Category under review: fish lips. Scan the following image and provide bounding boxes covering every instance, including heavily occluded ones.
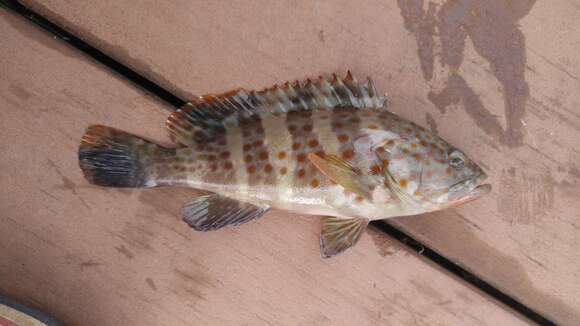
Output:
[468,183,492,198]
[447,171,491,206]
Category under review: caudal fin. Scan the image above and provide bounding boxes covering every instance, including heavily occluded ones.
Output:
[78,125,167,188]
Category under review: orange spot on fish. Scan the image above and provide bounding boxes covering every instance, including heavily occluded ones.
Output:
[254,140,263,147]
[342,149,354,159]
[297,169,306,178]
[220,151,230,159]
[355,196,364,202]
[350,117,361,123]
[264,164,273,173]
[288,125,297,132]
[367,124,378,129]
[310,179,319,188]
[412,153,422,161]
[370,165,381,174]
[381,159,389,167]
[411,143,417,149]
[277,151,287,159]
[402,148,410,155]
[334,122,343,129]
[280,167,288,175]
[247,166,256,174]
[420,140,428,147]
[399,179,408,188]
[292,143,301,150]
[243,144,252,151]
[308,139,319,148]
[338,134,349,143]
[259,152,269,160]
[224,162,233,170]
[244,155,253,163]
[303,125,313,132]
[297,153,306,162]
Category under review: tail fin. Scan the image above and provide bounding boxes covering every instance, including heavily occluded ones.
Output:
[78,125,167,188]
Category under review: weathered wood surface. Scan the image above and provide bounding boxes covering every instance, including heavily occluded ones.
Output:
[0,9,527,326]
[15,0,580,324]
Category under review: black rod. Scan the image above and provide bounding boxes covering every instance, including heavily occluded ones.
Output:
[372,221,554,325]
[0,0,186,109]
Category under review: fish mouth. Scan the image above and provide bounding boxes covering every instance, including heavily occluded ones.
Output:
[442,183,491,209]
[449,171,491,203]
[467,183,492,198]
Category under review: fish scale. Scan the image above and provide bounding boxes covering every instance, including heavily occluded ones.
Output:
[78,72,490,258]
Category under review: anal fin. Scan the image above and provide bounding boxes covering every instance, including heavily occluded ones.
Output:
[183,194,270,231]
[320,217,369,258]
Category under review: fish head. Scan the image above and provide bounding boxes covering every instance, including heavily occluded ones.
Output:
[416,146,491,211]
[369,128,491,213]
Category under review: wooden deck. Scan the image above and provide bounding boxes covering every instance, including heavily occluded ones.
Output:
[2,0,579,325]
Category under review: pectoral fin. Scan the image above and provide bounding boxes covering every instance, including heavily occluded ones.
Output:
[320,217,369,258]
[375,149,419,207]
[183,194,270,231]
[308,153,373,200]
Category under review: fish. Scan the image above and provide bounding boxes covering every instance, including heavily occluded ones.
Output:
[79,72,491,258]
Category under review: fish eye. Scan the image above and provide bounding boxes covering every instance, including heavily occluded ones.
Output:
[449,151,465,168]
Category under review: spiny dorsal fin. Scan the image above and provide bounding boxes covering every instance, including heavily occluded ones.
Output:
[166,72,387,146]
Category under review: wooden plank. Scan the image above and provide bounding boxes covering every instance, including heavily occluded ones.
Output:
[0,9,525,326]
[15,0,580,323]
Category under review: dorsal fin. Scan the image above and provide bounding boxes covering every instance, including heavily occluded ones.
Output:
[166,72,387,146]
